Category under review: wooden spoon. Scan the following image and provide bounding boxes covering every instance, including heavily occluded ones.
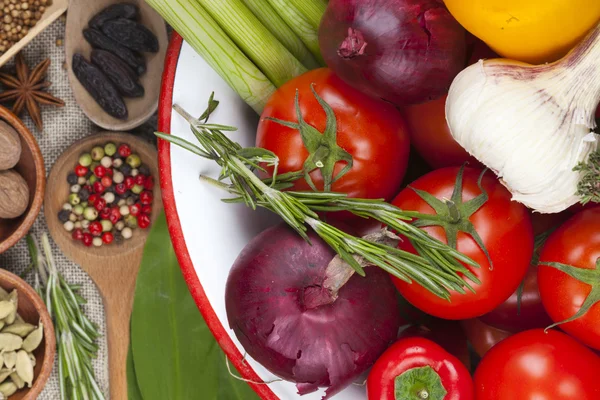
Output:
[65,0,168,131]
[44,132,162,399]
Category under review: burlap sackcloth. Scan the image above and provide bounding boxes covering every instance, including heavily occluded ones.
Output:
[0,17,161,399]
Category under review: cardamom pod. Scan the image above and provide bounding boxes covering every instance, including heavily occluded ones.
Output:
[14,313,24,324]
[22,323,43,352]
[0,369,10,385]
[2,322,36,337]
[9,372,24,389]
[0,334,22,352]
[5,291,17,325]
[2,352,15,370]
[28,353,35,368]
[15,350,32,388]
[0,302,14,320]
[0,381,16,397]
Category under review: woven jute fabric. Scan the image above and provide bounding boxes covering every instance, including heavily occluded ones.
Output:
[0,17,160,399]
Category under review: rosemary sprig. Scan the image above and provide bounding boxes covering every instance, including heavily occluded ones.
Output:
[28,234,105,400]
[574,149,600,205]
[156,96,481,300]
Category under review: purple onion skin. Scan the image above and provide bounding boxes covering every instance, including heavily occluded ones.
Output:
[225,223,402,398]
[319,0,466,106]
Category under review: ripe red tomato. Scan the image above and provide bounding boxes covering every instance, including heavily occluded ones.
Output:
[402,95,478,169]
[474,329,600,399]
[460,318,511,357]
[257,68,410,202]
[538,208,600,349]
[391,167,533,319]
[367,337,474,400]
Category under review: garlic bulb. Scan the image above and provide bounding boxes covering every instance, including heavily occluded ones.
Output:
[446,23,600,213]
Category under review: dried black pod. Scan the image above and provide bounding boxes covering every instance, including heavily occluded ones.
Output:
[91,49,144,97]
[83,28,146,75]
[101,18,159,53]
[89,3,139,29]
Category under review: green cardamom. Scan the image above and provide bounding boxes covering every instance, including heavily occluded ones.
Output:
[0,381,17,397]
[15,350,32,388]
[0,369,11,385]
[3,352,16,370]
[9,372,24,389]
[0,302,14,320]
[0,334,22,352]
[28,353,35,368]
[2,322,36,338]
[22,323,43,352]
[5,291,18,325]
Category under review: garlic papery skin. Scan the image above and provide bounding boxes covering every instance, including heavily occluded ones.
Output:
[445,23,600,213]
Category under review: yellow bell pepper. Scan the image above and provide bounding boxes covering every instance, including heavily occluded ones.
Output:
[444,0,600,64]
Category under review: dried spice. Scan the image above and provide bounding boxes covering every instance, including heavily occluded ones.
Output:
[83,28,146,75]
[72,53,128,120]
[0,120,21,170]
[0,53,65,131]
[0,0,54,55]
[91,49,144,97]
[89,3,138,29]
[0,170,29,219]
[101,18,158,53]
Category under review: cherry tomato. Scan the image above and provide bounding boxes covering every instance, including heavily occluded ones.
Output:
[474,329,600,399]
[538,208,600,349]
[257,68,410,202]
[391,167,533,319]
[367,337,474,400]
[460,318,511,357]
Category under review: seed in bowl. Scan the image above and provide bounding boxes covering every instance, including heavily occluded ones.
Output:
[59,142,153,247]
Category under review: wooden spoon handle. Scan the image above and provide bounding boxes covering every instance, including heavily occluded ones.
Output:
[93,250,143,400]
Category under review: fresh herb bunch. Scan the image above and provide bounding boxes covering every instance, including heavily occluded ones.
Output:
[574,149,600,205]
[28,234,105,400]
[156,94,480,300]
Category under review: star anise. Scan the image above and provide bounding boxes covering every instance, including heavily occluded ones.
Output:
[0,53,65,131]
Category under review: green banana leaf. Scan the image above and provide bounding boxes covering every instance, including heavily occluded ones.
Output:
[129,211,259,399]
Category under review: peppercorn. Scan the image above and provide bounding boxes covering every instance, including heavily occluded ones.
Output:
[82,233,93,247]
[138,213,151,229]
[118,144,131,158]
[144,176,155,190]
[77,176,86,185]
[92,237,103,247]
[72,229,84,241]
[81,219,90,229]
[122,227,133,239]
[94,198,107,212]
[126,154,141,168]
[73,204,84,216]
[119,205,130,216]
[57,209,70,222]
[104,142,116,156]
[113,171,124,184]
[103,192,115,204]
[75,165,88,177]
[115,220,125,231]
[94,165,107,178]
[68,193,80,205]
[112,158,123,169]
[139,164,150,176]
[69,213,77,222]
[91,146,105,161]
[114,232,124,244]
[134,175,146,186]
[63,221,74,232]
[124,176,135,189]
[74,221,82,229]
[93,181,105,194]
[102,232,114,245]
[131,168,139,177]
[140,191,153,205]
[70,184,81,193]
[88,194,98,206]
[100,219,113,232]
[62,203,72,211]
[120,164,132,177]
[132,184,144,195]
[129,203,141,217]
[89,175,97,184]
[101,176,112,188]
[67,173,78,185]
[126,196,136,206]
[79,153,92,167]
[99,207,111,220]
[84,207,98,221]
[115,183,127,195]
[89,221,102,237]
[142,204,152,214]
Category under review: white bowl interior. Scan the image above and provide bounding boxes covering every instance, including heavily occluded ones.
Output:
[167,41,368,399]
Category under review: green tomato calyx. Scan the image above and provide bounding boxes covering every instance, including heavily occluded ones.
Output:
[395,366,447,400]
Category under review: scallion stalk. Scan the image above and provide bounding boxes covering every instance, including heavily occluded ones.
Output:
[146,0,276,113]
[197,0,307,87]
[240,0,321,69]
[265,0,327,64]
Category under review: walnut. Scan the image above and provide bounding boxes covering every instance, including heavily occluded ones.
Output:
[0,169,29,218]
[0,120,21,170]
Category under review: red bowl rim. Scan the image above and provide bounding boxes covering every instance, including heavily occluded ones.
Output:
[157,33,279,400]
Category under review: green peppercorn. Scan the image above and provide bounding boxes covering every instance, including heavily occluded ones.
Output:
[89,175,98,184]
[125,215,138,228]
[81,202,88,208]
[73,204,84,215]
[79,153,92,167]
[91,146,105,161]
[90,161,100,171]
[84,207,98,221]
[131,184,144,195]
[126,154,141,168]
[104,142,117,157]
[69,193,81,205]
[100,220,113,232]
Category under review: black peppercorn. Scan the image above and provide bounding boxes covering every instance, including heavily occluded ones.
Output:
[58,209,71,223]
[79,189,90,201]
[120,164,132,176]
[114,232,124,244]
[67,173,78,185]
[104,186,115,194]
[139,164,150,176]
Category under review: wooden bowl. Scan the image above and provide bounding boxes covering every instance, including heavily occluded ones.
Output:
[0,269,56,400]
[65,0,168,131]
[0,106,45,254]
[0,0,69,68]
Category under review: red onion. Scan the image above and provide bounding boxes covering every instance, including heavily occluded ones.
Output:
[318,0,466,105]
[225,223,402,398]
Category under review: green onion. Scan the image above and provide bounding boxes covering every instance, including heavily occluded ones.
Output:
[265,0,327,64]
[240,0,321,69]
[198,0,307,87]
[146,0,276,113]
